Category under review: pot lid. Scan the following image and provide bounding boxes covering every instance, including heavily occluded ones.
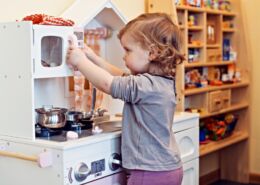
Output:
[35,106,68,114]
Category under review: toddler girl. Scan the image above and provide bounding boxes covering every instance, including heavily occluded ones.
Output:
[67,13,185,185]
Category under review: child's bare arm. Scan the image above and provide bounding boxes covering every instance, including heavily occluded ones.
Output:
[83,44,124,76]
[67,45,113,94]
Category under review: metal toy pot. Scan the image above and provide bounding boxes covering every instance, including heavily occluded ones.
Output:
[66,111,83,123]
[35,106,68,129]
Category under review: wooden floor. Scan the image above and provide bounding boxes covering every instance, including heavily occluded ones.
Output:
[211,180,260,185]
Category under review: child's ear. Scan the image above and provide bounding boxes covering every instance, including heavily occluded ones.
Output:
[149,51,157,61]
[148,45,158,61]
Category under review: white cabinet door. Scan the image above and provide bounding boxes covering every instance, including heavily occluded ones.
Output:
[175,126,199,163]
[182,159,199,185]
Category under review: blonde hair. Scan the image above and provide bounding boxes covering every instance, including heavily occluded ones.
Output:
[118,13,185,77]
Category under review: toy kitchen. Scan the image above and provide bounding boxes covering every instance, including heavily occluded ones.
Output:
[0,0,199,185]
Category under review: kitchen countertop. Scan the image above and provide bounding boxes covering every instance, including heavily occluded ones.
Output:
[0,112,199,150]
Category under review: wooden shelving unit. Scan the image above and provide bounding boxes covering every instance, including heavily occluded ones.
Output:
[148,0,250,183]
[177,2,250,183]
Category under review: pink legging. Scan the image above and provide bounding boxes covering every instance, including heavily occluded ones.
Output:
[127,167,183,185]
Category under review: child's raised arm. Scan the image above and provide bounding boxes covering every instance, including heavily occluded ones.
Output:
[67,44,113,94]
[83,44,124,76]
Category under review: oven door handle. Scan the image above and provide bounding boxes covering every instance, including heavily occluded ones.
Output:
[0,150,53,168]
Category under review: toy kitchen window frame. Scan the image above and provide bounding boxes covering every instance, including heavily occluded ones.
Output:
[33,25,74,78]
[0,2,127,140]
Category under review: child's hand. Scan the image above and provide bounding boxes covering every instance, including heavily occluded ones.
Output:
[66,42,87,69]
[82,44,99,63]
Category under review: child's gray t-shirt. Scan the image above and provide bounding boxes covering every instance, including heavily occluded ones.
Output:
[111,73,182,171]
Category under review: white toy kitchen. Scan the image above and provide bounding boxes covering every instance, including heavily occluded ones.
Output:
[0,0,199,185]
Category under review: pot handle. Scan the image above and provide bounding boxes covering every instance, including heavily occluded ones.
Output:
[42,105,54,111]
[42,105,65,112]
[91,87,97,115]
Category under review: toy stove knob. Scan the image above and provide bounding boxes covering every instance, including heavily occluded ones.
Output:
[109,153,122,171]
[74,162,91,182]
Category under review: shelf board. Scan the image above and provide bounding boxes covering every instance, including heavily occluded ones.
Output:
[205,8,223,14]
[188,44,204,48]
[185,61,234,68]
[206,8,237,16]
[185,81,249,96]
[206,8,236,15]
[222,11,237,16]
[200,131,249,156]
[207,44,221,48]
[222,28,236,32]
[176,5,236,16]
[199,102,249,119]
[177,5,204,12]
[188,26,203,31]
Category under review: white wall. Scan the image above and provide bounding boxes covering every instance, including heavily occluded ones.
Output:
[112,0,145,20]
[0,0,74,22]
[0,0,145,22]
[241,0,260,174]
